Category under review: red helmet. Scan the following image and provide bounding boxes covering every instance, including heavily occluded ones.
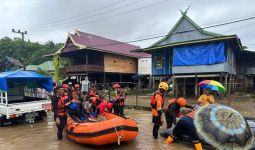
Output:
[177,97,187,107]
[112,83,120,89]
[74,84,80,89]
[62,84,68,88]
[106,102,113,110]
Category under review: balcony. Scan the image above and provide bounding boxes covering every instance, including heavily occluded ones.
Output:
[60,64,104,75]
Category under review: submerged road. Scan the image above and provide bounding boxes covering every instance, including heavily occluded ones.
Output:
[0,110,203,150]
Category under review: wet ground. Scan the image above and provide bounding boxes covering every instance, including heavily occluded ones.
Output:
[0,110,200,150]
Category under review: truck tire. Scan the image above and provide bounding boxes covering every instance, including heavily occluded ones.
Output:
[35,110,47,121]
[0,116,3,126]
[0,116,11,126]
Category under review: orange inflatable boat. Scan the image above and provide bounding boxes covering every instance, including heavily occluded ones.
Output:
[66,112,138,145]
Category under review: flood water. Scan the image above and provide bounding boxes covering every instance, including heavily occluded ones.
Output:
[0,110,203,150]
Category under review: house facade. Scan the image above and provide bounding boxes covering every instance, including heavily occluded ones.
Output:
[140,10,255,96]
[55,30,150,86]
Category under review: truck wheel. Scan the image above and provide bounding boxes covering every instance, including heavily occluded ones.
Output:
[35,111,47,121]
[0,116,10,126]
[0,116,3,126]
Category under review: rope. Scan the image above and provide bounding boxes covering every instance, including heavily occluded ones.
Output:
[112,118,124,145]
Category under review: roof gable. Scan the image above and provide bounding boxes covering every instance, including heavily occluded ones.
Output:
[151,10,223,47]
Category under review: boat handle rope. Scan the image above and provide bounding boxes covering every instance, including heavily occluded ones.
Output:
[112,118,124,145]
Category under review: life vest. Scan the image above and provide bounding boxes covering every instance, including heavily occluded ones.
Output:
[97,100,107,114]
[150,91,164,109]
[115,88,125,106]
[57,96,68,116]
[166,98,175,110]
[165,98,181,118]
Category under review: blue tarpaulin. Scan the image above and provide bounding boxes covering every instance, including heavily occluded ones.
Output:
[173,42,226,66]
[0,71,53,92]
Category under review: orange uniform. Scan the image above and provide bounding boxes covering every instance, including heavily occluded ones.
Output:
[151,91,164,117]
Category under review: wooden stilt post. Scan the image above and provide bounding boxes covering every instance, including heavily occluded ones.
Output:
[183,78,186,97]
[103,72,106,84]
[228,75,232,94]
[231,75,235,93]
[245,76,247,93]
[172,75,175,94]
[148,75,152,88]
[234,75,237,93]
[195,74,198,98]
[224,73,228,98]
[175,78,178,98]
[219,74,223,100]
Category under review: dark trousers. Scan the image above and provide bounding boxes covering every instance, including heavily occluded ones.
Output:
[57,115,67,140]
[153,124,160,138]
[152,114,162,138]
[114,103,119,115]
[173,116,199,141]
[114,103,125,116]
[165,110,174,129]
[119,105,124,116]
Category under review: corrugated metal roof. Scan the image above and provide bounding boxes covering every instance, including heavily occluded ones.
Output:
[58,30,150,58]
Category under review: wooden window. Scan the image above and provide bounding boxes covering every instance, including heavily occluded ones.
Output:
[155,56,165,69]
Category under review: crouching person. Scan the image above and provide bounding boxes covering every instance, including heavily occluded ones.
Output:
[165,104,203,150]
[165,97,192,129]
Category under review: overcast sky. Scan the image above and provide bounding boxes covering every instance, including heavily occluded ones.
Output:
[0,0,255,50]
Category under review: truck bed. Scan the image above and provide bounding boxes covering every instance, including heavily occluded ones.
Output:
[0,99,51,119]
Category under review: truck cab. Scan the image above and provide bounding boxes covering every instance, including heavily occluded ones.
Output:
[0,71,53,125]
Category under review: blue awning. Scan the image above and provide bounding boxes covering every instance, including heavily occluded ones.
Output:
[0,71,53,92]
[173,42,226,66]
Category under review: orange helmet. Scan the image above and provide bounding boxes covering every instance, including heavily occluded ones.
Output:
[62,84,68,88]
[74,84,80,89]
[112,83,120,89]
[91,97,98,104]
[177,97,187,107]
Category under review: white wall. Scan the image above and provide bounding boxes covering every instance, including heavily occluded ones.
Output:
[138,57,151,75]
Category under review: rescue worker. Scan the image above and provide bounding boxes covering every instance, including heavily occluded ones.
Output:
[198,88,215,106]
[62,84,69,99]
[165,97,192,129]
[72,84,82,103]
[50,81,58,113]
[70,84,84,119]
[151,82,168,139]
[83,87,97,113]
[165,104,203,150]
[106,100,114,113]
[112,83,126,116]
[52,88,69,140]
[89,96,106,118]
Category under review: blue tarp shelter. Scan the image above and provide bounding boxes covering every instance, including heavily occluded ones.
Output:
[173,42,226,66]
[0,71,53,92]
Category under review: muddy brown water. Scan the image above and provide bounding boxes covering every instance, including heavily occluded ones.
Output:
[0,110,201,150]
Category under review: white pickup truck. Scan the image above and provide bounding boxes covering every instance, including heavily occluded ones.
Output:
[0,71,53,125]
